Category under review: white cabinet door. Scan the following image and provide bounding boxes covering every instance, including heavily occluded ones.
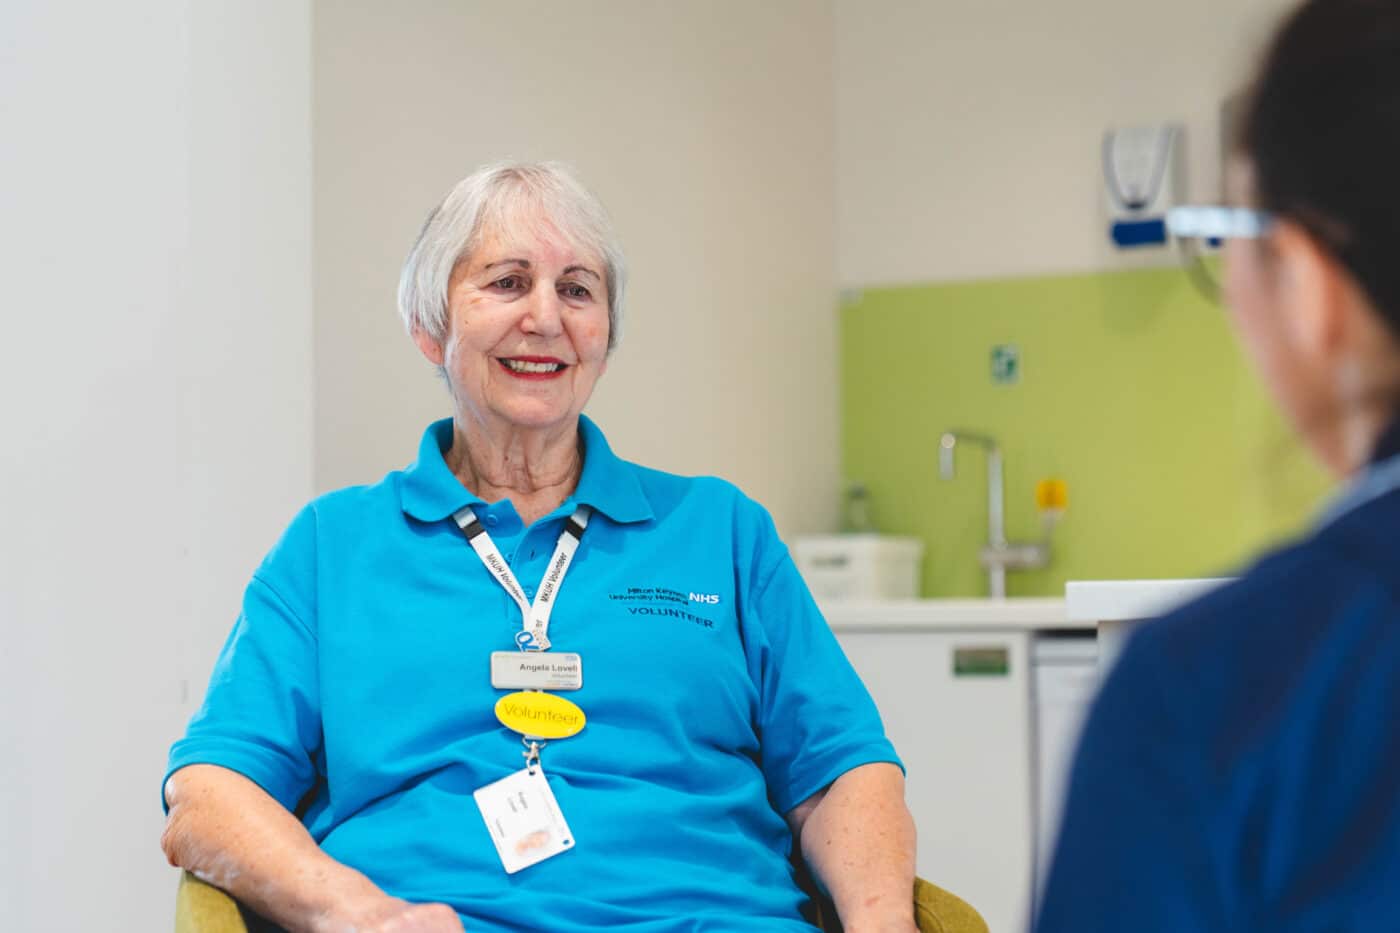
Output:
[836,629,1033,933]
[1029,636,1098,907]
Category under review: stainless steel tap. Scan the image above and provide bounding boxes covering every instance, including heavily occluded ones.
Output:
[939,430,1051,598]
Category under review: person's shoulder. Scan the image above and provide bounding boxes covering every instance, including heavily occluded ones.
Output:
[1117,510,1400,753]
[585,417,769,524]
[623,459,767,519]
[258,472,408,566]
[1142,508,1400,661]
[1131,542,1335,670]
[618,461,787,578]
[1312,484,1400,583]
[1080,545,1335,792]
[1101,495,1400,838]
[308,475,397,512]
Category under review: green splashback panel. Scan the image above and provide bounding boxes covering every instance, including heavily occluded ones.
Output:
[839,266,1334,598]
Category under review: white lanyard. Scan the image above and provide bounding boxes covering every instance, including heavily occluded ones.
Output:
[452,504,592,652]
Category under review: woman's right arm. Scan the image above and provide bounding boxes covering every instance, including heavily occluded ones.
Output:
[162,764,464,933]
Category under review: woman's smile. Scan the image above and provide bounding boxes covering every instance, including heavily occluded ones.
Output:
[497,355,569,379]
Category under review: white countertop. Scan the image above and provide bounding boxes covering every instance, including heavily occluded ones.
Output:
[820,597,1076,631]
[820,580,1236,631]
[1064,579,1230,622]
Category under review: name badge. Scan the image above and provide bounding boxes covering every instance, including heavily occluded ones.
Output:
[473,765,575,874]
[491,651,583,691]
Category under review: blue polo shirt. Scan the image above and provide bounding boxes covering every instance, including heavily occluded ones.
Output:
[1035,422,1400,932]
[166,416,900,930]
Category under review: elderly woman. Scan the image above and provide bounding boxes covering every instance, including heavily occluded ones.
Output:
[161,162,915,932]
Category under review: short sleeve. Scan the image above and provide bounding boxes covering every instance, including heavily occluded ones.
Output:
[740,508,902,814]
[1034,627,1228,932]
[163,506,322,813]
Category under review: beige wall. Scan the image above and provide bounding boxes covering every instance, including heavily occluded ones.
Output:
[313,1,841,536]
[1,1,312,926]
[835,0,1295,286]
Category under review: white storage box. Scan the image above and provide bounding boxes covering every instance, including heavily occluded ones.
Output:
[792,534,925,601]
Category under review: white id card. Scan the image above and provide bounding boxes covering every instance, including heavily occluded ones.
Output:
[473,766,575,874]
[490,651,583,691]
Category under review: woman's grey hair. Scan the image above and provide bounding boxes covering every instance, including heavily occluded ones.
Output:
[397,161,628,352]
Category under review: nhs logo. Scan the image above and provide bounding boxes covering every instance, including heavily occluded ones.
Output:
[689,592,720,605]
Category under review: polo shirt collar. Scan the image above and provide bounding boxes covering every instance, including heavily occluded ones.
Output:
[398,415,653,525]
[1314,413,1400,532]
[1371,414,1400,465]
[574,414,653,524]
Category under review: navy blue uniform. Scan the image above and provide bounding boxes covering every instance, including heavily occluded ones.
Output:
[1037,423,1400,932]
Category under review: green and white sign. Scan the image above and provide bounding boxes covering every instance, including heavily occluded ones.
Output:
[991,344,1019,384]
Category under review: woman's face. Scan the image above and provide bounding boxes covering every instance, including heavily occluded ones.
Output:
[1223,160,1295,408]
[424,217,610,436]
[1221,157,1352,473]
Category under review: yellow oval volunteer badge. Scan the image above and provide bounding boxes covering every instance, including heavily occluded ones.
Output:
[494,691,587,739]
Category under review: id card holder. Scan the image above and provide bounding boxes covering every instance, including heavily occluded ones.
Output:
[490,651,583,691]
[473,765,575,874]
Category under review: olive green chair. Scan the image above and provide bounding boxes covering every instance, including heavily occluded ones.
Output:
[175,870,989,933]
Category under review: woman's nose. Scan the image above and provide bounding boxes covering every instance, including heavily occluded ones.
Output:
[520,285,565,337]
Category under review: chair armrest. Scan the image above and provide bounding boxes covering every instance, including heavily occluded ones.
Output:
[174,865,988,933]
[808,876,989,933]
[175,871,249,933]
[912,877,990,933]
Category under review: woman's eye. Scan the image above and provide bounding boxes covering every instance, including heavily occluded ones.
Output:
[561,283,592,300]
[493,275,523,290]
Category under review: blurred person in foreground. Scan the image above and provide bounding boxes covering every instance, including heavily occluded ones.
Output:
[1037,1,1400,930]
[160,162,915,933]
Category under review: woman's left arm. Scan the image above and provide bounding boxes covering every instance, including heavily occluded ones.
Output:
[787,761,918,933]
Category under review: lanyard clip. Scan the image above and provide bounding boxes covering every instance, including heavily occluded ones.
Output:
[523,739,544,774]
[514,629,551,652]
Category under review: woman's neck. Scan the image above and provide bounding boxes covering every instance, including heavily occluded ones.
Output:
[446,415,583,526]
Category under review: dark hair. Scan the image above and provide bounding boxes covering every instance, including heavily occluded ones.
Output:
[1239,0,1400,334]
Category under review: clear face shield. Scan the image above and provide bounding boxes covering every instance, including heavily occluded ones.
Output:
[1166,205,1275,302]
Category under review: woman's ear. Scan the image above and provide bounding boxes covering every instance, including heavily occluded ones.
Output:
[1270,220,1348,361]
[412,326,446,366]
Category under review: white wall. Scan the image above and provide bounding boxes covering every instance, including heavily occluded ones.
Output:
[835,0,1295,286]
[312,0,841,536]
[0,2,312,929]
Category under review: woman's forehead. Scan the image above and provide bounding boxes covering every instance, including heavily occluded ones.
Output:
[470,203,601,270]
[473,225,599,273]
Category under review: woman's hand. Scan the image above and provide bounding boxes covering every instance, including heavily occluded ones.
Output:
[164,764,467,933]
